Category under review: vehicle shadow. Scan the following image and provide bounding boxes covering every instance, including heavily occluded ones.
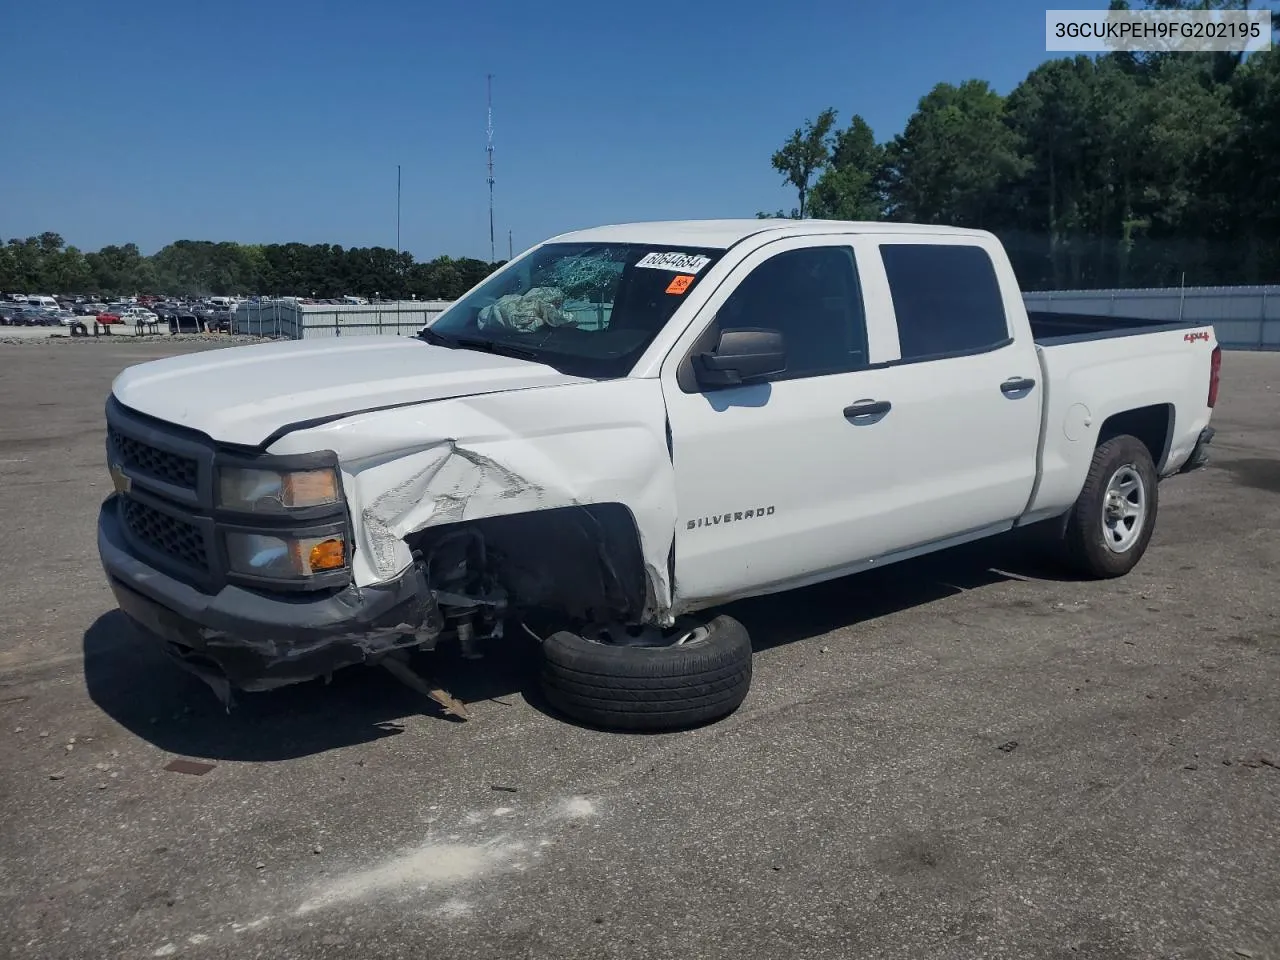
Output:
[83,528,1072,756]
[81,612,538,762]
[731,530,1074,654]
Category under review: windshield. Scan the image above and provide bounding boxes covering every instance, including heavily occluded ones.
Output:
[425,242,724,378]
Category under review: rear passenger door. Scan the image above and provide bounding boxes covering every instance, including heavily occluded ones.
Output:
[855,236,1043,546]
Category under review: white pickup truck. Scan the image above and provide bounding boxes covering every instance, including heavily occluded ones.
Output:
[97,220,1220,730]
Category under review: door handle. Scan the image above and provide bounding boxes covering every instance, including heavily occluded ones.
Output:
[1000,377,1036,396]
[843,399,892,423]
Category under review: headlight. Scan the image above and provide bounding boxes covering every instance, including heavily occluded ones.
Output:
[218,465,341,512]
[224,531,348,580]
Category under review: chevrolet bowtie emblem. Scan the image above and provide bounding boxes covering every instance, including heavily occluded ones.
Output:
[109,463,132,494]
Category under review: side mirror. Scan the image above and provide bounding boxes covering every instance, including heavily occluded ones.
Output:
[694,327,786,389]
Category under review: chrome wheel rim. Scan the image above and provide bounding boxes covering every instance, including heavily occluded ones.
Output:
[582,623,712,648]
[1101,464,1146,554]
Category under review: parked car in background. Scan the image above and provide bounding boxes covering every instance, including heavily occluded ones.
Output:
[96,309,124,325]
[49,309,80,326]
[120,307,159,326]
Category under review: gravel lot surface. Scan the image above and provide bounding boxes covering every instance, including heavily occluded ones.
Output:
[1,339,1277,960]
[0,328,270,346]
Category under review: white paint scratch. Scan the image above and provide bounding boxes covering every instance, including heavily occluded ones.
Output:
[230,916,272,933]
[170,794,603,949]
[295,841,524,915]
[557,796,598,819]
[432,897,475,919]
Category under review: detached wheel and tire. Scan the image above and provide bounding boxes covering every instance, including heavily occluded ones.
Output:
[540,615,752,731]
[1062,434,1159,578]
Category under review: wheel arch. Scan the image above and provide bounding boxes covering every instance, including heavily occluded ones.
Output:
[1097,403,1173,472]
[406,502,659,626]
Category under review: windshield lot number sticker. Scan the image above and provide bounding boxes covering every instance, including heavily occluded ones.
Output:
[665,274,695,295]
[637,252,712,273]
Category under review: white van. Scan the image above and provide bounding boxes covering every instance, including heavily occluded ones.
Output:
[27,295,59,310]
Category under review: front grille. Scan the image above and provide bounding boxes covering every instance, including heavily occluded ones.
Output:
[122,497,208,571]
[109,427,198,489]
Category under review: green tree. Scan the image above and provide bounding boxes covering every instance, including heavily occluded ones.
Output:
[3,238,42,290]
[770,108,838,218]
[883,80,1028,229]
[808,115,886,221]
[1224,46,1280,280]
[43,246,94,293]
[1005,57,1142,286]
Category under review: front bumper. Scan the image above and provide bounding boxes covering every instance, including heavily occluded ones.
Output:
[1179,426,1216,473]
[98,494,440,691]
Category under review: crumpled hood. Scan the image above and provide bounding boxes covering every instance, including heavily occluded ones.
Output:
[110,336,589,447]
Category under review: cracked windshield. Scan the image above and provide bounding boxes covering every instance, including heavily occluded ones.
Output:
[427,243,722,374]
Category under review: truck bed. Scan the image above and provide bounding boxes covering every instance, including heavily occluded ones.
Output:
[1027,310,1200,345]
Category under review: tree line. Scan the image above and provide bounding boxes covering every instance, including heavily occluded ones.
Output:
[764,1,1280,289]
[7,1,1276,299]
[0,234,503,300]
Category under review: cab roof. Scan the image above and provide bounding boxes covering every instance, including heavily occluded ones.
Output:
[547,219,990,249]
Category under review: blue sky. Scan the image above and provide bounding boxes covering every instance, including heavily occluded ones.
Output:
[3,0,1088,260]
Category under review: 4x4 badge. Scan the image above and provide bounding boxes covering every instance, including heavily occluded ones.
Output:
[109,463,131,494]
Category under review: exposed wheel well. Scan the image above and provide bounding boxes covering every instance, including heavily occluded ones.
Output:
[1098,404,1172,469]
[405,503,651,626]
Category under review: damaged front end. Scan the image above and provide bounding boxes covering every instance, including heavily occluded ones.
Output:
[98,377,678,707]
[100,496,447,706]
[103,496,656,708]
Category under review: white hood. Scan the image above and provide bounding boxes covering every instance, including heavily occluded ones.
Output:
[110,336,589,447]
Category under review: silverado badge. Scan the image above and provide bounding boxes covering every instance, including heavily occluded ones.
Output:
[109,463,132,494]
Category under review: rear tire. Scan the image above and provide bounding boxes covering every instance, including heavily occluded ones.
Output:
[1062,434,1159,578]
[539,615,752,732]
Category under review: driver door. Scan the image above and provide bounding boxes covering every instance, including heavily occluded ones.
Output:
[660,236,902,605]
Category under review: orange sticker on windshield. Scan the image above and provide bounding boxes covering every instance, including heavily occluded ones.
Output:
[666,274,695,295]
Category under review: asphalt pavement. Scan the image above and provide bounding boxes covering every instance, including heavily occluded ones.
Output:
[1,338,1277,960]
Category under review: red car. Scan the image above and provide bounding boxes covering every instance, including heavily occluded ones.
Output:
[96,311,124,325]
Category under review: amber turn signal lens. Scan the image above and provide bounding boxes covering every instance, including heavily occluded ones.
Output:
[282,469,340,507]
[308,537,345,572]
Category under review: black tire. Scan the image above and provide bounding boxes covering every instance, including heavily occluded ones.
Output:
[1062,434,1159,578]
[539,615,752,732]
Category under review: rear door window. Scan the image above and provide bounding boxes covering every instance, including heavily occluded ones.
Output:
[879,244,1009,361]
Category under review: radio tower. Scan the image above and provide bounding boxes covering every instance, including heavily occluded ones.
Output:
[486,74,495,264]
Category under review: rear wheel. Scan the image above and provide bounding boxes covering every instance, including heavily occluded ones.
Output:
[1062,434,1159,578]
[539,615,752,732]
